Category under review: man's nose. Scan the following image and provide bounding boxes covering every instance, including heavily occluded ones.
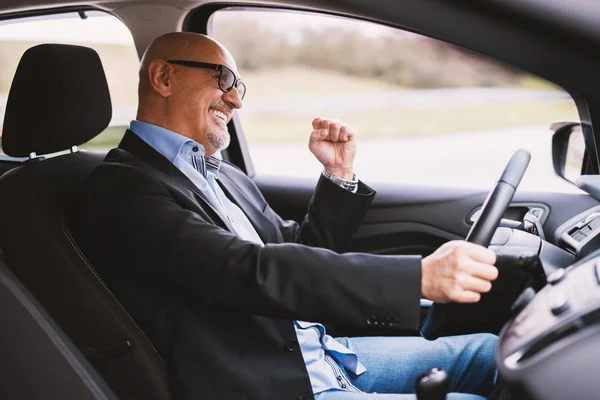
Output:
[223,88,243,109]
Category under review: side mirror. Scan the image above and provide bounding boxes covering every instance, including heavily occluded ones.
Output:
[551,121,594,184]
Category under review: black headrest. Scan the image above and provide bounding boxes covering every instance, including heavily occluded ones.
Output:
[2,44,112,157]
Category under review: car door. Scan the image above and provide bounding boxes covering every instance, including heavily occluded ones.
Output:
[186,4,600,271]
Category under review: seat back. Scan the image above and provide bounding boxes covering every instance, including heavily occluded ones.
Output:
[0,252,117,400]
[0,44,171,400]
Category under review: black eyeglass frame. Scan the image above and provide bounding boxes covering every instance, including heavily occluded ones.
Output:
[167,60,246,99]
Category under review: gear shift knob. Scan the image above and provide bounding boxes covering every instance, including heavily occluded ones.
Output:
[415,368,449,400]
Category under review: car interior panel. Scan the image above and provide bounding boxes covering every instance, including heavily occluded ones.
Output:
[1,0,600,399]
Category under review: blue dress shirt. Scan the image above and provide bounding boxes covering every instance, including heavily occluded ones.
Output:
[129,120,366,394]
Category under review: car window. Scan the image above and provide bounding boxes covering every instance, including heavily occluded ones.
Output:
[0,11,138,154]
[210,8,583,193]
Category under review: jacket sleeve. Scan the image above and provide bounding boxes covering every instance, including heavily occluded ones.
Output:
[266,174,376,252]
[79,163,421,330]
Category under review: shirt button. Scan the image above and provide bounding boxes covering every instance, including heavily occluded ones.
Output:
[286,339,298,352]
[336,376,343,381]
[341,383,347,389]
[192,146,199,152]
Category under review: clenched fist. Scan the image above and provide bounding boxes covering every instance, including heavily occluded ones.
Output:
[308,118,357,181]
[421,241,498,303]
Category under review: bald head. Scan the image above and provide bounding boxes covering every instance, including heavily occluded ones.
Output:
[139,32,237,95]
[135,32,243,156]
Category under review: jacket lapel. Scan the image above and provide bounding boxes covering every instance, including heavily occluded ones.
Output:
[118,130,237,233]
[217,172,282,244]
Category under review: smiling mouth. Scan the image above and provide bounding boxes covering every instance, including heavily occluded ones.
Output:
[211,109,228,123]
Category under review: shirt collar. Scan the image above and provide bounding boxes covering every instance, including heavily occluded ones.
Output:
[130,120,197,164]
[130,120,222,176]
[206,155,222,177]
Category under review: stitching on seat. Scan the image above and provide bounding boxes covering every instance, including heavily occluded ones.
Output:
[61,218,167,366]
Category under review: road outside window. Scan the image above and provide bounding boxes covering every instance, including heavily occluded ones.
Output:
[211,9,582,193]
[0,11,138,153]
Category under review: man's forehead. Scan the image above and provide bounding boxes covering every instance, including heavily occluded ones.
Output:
[192,43,240,76]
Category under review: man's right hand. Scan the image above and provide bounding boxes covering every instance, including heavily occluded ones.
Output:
[421,241,498,303]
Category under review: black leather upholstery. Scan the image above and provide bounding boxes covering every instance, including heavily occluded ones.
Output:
[0,157,23,177]
[0,44,171,400]
[0,253,117,400]
[2,44,111,157]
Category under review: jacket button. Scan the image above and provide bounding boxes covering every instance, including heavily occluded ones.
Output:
[286,338,299,352]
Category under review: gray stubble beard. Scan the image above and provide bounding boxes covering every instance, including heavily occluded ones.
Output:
[205,125,231,152]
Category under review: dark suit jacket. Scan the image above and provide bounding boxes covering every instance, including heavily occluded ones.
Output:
[77,130,422,400]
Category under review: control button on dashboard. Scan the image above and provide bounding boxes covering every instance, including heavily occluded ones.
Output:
[547,268,566,285]
[550,292,570,316]
[530,208,543,218]
[589,216,600,230]
[572,231,586,242]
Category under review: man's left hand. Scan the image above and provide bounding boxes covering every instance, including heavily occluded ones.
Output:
[308,118,357,181]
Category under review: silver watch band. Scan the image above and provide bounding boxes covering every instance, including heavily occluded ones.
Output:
[322,170,358,192]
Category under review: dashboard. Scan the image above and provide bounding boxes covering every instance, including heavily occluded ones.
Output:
[495,205,600,400]
[497,252,600,400]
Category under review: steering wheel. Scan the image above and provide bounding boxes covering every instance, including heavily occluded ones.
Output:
[420,149,531,340]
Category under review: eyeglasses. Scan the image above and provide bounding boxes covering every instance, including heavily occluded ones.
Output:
[167,60,246,100]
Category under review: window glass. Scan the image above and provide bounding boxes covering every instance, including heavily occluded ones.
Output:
[0,11,138,153]
[211,9,582,193]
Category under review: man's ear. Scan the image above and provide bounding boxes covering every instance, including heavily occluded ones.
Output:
[147,60,173,98]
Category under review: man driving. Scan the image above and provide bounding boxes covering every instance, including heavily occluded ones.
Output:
[77,32,498,400]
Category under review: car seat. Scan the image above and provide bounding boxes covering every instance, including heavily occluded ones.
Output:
[0,44,171,400]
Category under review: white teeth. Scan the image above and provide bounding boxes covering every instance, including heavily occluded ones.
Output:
[212,109,227,122]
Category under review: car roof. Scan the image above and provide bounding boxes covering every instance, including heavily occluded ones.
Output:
[2,0,600,42]
[2,0,600,100]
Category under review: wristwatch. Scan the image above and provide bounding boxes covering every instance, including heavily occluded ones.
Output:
[322,170,359,192]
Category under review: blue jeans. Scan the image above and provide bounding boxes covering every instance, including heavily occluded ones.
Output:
[315,333,497,400]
